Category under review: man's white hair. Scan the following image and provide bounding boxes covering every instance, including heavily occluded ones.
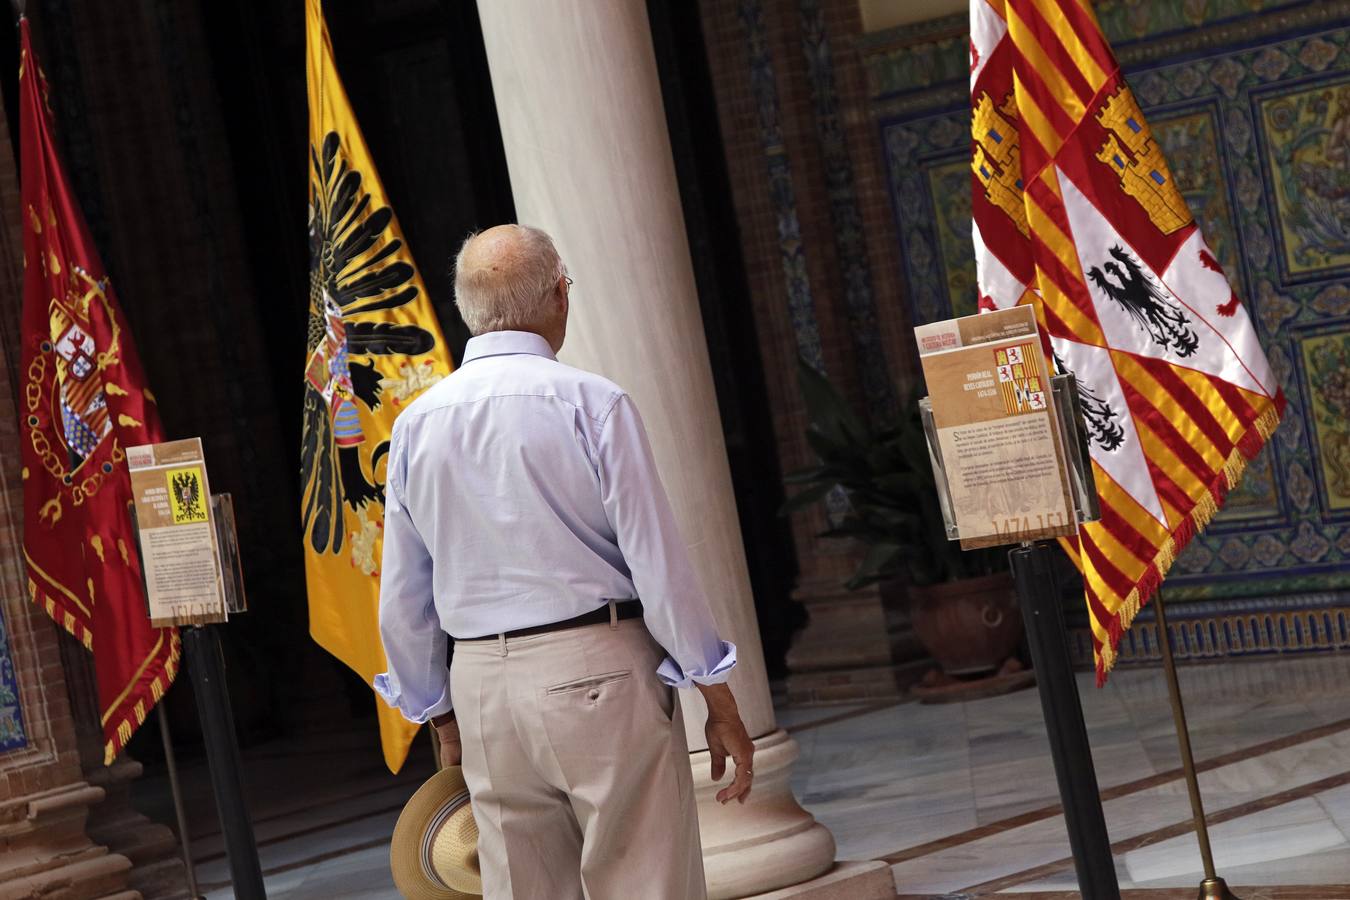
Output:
[453,225,564,335]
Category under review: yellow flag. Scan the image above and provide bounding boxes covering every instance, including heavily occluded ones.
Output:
[303,0,453,772]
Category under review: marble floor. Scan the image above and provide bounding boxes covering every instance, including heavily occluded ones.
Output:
[144,652,1350,898]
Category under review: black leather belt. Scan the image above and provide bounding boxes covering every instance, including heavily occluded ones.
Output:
[461,600,643,642]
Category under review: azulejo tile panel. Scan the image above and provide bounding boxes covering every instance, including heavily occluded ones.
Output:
[1256,77,1350,281]
[868,4,1350,607]
[797,0,897,421]
[924,157,977,319]
[738,0,826,376]
[0,605,27,753]
[1298,329,1350,513]
[1068,593,1350,669]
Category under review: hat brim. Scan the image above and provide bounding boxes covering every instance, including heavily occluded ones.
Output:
[390,766,480,900]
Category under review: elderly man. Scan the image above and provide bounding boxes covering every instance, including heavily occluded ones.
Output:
[375,224,754,899]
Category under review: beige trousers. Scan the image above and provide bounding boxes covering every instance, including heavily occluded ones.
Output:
[450,616,706,900]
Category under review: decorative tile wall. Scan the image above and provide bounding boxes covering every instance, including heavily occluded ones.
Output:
[863,1,1350,610]
[0,604,26,753]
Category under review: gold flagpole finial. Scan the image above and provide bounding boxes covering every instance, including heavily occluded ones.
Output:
[11,0,25,20]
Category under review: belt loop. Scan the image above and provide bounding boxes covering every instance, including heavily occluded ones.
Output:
[498,633,508,657]
[609,600,618,630]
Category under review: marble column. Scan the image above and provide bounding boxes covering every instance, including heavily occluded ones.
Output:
[475,2,891,897]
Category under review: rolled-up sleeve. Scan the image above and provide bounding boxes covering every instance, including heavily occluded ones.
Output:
[373,427,454,723]
[596,393,737,689]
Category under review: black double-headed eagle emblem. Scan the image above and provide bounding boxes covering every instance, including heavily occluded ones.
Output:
[301,132,436,556]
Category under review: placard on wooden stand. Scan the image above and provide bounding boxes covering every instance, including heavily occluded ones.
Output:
[914,305,1098,548]
[125,438,263,898]
[127,437,228,627]
[915,307,1119,897]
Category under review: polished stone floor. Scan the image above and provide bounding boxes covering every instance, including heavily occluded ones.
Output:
[146,652,1350,898]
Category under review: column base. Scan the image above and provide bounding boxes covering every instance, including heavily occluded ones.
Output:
[0,782,138,900]
[692,729,835,900]
[784,580,928,704]
[746,860,896,899]
[85,757,187,900]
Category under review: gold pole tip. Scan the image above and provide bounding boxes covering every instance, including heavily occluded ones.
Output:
[1198,876,1242,900]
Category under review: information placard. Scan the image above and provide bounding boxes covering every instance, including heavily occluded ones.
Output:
[915,306,1077,548]
[127,438,227,627]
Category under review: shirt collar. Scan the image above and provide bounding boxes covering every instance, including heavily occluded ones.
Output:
[461,330,558,365]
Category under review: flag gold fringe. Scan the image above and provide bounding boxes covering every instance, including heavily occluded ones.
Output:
[1095,395,1285,683]
[26,575,184,765]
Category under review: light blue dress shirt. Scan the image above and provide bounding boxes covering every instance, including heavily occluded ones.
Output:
[374,330,737,723]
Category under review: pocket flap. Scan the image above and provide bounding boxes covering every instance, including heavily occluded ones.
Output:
[545,671,632,695]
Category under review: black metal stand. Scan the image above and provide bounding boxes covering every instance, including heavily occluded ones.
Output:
[1010,541,1119,900]
[183,625,267,899]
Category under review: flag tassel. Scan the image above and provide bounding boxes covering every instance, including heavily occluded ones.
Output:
[1097,392,1286,684]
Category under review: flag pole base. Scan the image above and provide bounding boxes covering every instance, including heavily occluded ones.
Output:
[1198,876,1241,899]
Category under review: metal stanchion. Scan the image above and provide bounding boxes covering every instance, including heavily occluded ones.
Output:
[1010,541,1120,900]
[157,708,204,899]
[1152,590,1240,900]
[183,624,267,899]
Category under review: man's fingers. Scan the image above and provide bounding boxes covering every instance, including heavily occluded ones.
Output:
[717,754,755,804]
[709,750,727,782]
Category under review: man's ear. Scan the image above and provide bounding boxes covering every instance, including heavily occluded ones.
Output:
[558,283,570,319]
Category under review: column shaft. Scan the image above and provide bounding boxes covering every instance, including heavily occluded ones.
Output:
[475,2,839,895]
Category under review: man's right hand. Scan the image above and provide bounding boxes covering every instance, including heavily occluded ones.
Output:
[431,712,462,769]
[695,682,754,805]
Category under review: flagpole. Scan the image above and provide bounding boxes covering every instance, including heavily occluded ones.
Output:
[157,707,204,900]
[1152,589,1239,900]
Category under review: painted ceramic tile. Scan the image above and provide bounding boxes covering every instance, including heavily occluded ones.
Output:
[1151,110,1243,277]
[1092,0,1305,42]
[1258,79,1350,278]
[0,606,27,753]
[1300,331,1350,511]
[925,158,978,319]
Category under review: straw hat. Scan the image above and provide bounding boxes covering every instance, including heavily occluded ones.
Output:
[390,766,482,899]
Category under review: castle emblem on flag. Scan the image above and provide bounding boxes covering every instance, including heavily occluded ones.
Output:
[972,92,1029,236]
[1094,87,1190,235]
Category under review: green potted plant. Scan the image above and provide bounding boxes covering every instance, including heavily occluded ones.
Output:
[782,360,1024,682]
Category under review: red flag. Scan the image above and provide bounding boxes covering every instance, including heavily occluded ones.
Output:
[18,19,179,763]
[968,0,1285,680]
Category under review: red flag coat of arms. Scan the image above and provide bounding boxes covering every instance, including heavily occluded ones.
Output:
[968,0,1285,680]
[18,20,179,762]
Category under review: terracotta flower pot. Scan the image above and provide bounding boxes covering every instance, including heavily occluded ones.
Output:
[906,571,1022,676]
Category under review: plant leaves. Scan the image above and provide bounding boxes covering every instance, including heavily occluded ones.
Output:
[779,481,837,515]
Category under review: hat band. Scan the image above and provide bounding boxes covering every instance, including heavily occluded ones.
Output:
[420,790,472,889]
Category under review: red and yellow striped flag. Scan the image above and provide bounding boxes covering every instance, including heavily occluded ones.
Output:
[968,0,1285,680]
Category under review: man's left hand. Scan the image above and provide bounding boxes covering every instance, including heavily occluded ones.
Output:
[431,713,462,768]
